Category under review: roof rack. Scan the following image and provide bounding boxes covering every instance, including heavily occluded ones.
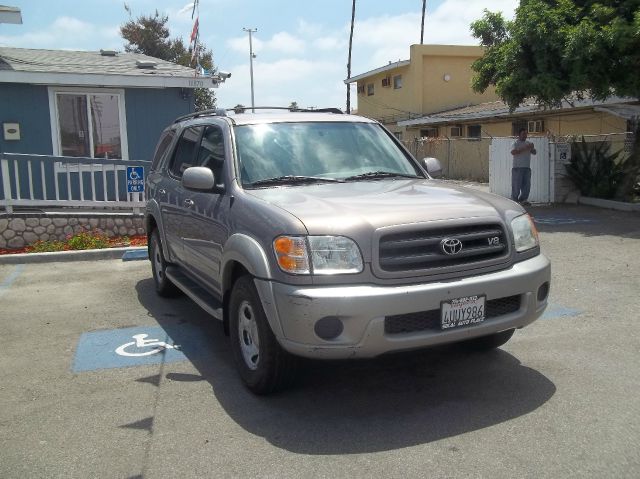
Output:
[173,108,228,123]
[225,106,343,114]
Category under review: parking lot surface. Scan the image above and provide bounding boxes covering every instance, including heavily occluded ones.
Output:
[1,204,639,478]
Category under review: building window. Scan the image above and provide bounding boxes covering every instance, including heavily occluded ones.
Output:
[420,127,439,138]
[393,131,403,140]
[512,119,544,136]
[528,120,544,134]
[382,77,391,88]
[53,90,127,159]
[450,125,463,137]
[393,75,403,89]
[467,125,481,138]
[367,83,374,96]
[357,85,365,95]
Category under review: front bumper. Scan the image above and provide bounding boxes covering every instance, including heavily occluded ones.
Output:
[255,254,550,359]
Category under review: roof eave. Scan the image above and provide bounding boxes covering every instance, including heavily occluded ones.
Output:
[0,70,215,89]
[344,60,410,84]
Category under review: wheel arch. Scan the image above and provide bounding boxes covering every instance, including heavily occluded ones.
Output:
[221,234,274,336]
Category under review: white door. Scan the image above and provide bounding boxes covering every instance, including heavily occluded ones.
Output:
[489,137,550,203]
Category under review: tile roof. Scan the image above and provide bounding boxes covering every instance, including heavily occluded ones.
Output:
[398,96,637,127]
[0,47,195,77]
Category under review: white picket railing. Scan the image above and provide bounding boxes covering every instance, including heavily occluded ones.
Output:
[0,153,150,214]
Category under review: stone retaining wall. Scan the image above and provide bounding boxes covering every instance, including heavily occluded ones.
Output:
[0,213,145,249]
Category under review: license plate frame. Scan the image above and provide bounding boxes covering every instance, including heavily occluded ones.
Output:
[441,295,486,330]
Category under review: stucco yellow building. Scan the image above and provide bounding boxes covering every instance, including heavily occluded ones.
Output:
[346,44,638,142]
[344,44,499,138]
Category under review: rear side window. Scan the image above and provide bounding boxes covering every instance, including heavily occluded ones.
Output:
[151,129,176,171]
[195,126,225,183]
[168,126,203,178]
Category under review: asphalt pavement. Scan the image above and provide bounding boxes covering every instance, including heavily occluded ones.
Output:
[0,204,639,478]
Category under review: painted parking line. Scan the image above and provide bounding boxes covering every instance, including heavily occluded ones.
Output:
[542,303,582,320]
[0,264,25,299]
[122,249,149,261]
[72,324,212,373]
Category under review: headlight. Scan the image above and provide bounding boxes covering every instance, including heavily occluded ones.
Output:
[273,235,363,275]
[511,214,539,252]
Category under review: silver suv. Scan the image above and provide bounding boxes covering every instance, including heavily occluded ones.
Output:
[145,109,550,394]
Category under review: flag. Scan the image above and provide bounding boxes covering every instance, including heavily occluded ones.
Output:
[190,17,199,44]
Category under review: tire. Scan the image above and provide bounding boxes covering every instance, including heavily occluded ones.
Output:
[462,328,515,351]
[229,275,297,394]
[149,229,180,297]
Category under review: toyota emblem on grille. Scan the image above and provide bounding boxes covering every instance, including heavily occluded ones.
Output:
[440,238,463,255]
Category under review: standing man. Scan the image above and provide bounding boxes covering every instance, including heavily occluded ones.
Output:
[511,128,536,206]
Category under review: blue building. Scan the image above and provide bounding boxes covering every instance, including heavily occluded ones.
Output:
[0,46,212,162]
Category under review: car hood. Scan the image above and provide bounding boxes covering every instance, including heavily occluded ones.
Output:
[246,179,522,234]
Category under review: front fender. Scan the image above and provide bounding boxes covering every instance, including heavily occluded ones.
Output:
[221,233,273,290]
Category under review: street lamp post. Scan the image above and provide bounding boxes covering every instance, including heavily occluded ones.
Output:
[243,27,257,113]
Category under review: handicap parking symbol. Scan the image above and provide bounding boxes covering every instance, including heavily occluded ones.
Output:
[126,166,144,193]
[72,325,211,373]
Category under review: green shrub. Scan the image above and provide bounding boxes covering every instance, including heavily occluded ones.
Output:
[65,231,109,250]
[565,138,636,200]
[29,240,66,252]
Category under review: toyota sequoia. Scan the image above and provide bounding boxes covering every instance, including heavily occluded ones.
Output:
[145,108,551,394]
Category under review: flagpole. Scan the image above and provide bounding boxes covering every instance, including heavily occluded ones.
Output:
[243,27,257,113]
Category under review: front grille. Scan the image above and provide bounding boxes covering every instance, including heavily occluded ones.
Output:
[384,295,521,334]
[378,223,508,272]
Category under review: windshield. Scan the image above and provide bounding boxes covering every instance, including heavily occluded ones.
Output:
[234,122,422,187]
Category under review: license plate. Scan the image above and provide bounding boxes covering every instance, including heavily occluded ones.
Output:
[441,295,486,330]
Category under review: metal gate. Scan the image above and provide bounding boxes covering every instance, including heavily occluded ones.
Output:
[489,137,551,203]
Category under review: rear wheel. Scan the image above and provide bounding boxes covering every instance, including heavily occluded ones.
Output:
[149,229,180,297]
[229,275,297,394]
[462,329,515,351]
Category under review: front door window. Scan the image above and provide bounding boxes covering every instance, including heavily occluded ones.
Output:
[55,92,124,159]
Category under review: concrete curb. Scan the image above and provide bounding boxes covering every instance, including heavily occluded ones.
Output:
[0,246,148,265]
[578,196,640,212]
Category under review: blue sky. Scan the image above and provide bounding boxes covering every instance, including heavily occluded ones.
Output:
[0,0,517,110]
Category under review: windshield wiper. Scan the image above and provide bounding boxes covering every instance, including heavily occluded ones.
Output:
[343,171,421,181]
[247,175,343,187]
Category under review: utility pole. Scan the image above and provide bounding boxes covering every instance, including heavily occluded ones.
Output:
[420,0,426,44]
[243,27,257,112]
[346,0,356,114]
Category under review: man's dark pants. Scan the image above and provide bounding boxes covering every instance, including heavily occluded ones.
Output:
[511,167,531,202]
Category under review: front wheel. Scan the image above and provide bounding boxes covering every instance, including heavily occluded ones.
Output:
[229,275,297,394]
[461,329,515,351]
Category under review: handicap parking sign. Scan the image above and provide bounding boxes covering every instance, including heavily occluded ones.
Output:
[127,166,144,193]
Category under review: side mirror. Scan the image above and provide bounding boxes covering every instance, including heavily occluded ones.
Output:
[182,166,216,191]
[421,157,443,178]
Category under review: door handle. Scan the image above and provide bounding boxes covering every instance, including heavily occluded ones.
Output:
[183,198,195,208]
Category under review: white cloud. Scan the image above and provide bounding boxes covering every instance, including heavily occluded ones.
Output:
[267,32,305,54]
[0,16,121,50]
[216,57,342,109]
[226,31,304,56]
